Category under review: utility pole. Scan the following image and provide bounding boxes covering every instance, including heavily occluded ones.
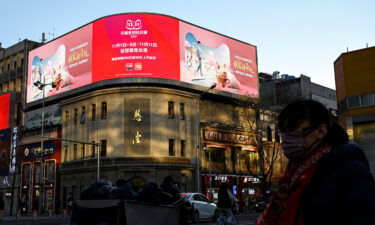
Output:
[33,75,56,214]
[196,84,216,192]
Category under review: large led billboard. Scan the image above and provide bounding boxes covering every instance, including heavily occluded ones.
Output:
[0,93,11,130]
[27,13,258,103]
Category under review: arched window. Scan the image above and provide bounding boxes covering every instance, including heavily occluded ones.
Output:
[266,126,272,141]
[275,129,280,143]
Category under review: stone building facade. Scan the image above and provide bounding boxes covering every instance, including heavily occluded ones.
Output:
[55,78,258,204]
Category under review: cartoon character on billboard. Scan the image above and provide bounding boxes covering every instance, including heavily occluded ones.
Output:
[30,45,75,100]
[195,41,204,78]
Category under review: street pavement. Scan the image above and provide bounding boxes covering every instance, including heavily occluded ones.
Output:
[0,211,260,225]
[198,211,259,225]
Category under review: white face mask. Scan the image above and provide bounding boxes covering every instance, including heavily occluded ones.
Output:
[281,131,306,157]
[281,127,320,160]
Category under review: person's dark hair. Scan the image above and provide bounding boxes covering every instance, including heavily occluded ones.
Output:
[162,176,175,185]
[115,179,128,187]
[278,100,349,147]
[217,182,231,208]
[219,182,229,192]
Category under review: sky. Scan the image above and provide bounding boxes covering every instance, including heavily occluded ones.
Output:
[1,0,374,89]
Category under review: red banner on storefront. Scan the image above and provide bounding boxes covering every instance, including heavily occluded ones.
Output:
[204,130,255,144]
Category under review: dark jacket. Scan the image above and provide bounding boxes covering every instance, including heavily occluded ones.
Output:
[301,142,375,225]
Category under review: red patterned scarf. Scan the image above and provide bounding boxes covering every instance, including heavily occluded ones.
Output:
[255,144,331,225]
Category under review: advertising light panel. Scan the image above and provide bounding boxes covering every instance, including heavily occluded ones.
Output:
[179,22,258,98]
[27,13,258,103]
[0,93,11,130]
[92,14,179,81]
[27,24,92,103]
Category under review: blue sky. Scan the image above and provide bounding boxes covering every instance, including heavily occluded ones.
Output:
[1,0,374,89]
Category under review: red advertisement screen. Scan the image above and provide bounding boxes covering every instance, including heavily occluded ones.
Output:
[92,14,179,81]
[0,93,10,130]
[27,24,93,103]
[179,22,258,98]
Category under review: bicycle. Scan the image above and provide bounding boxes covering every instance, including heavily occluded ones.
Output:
[216,209,238,225]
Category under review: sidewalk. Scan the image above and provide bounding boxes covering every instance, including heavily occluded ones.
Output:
[1,211,260,225]
[235,211,260,225]
[0,214,70,225]
[199,211,260,225]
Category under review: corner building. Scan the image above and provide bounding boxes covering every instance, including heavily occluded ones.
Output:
[334,46,375,176]
[24,13,260,209]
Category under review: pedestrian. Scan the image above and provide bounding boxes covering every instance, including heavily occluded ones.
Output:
[244,194,249,212]
[55,198,60,215]
[217,182,238,225]
[0,198,4,211]
[255,100,375,225]
[67,192,74,216]
[20,197,27,216]
[160,176,180,203]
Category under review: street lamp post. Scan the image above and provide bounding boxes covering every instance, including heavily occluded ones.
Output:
[34,78,56,215]
[196,83,216,192]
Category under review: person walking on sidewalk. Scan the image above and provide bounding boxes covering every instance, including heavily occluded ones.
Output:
[255,100,375,225]
[217,182,239,225]
[67,192,74,216]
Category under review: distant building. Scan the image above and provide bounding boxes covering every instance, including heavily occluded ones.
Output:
[0,40,40,96]
[259,72,337,115]
[334,46,375,176]
[258,72,338,181]
[0,40,40,215]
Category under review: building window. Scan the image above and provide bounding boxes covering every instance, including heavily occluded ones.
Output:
[64,146,68,161]
[91,104,96,121]
[101,102,107,119]
[74,108,78,125]
[180,140,186,157]
[179,103,185,120]
[169,139,175,156]
[100,140,107,157]
[73,144,78,160]
[347,96,360,108]
[361,94,374,107]
[168,101,174,119]
[65,111,69,126]
[249,151,259,172]
[266,126,272,141]
[21,58,24,66]
[80,106,86,124]
[275,129,280,143]
[80,144,85,159]
[13,61,17,69]
[91,141,96,158]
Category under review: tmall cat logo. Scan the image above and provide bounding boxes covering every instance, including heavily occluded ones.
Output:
[126,19,142,30]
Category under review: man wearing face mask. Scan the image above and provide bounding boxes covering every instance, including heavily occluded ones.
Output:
[255,100,375,225]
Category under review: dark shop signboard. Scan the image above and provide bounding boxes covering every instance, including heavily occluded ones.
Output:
[22,142,56,159]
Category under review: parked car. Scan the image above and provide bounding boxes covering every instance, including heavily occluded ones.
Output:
[181,193,219,223]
